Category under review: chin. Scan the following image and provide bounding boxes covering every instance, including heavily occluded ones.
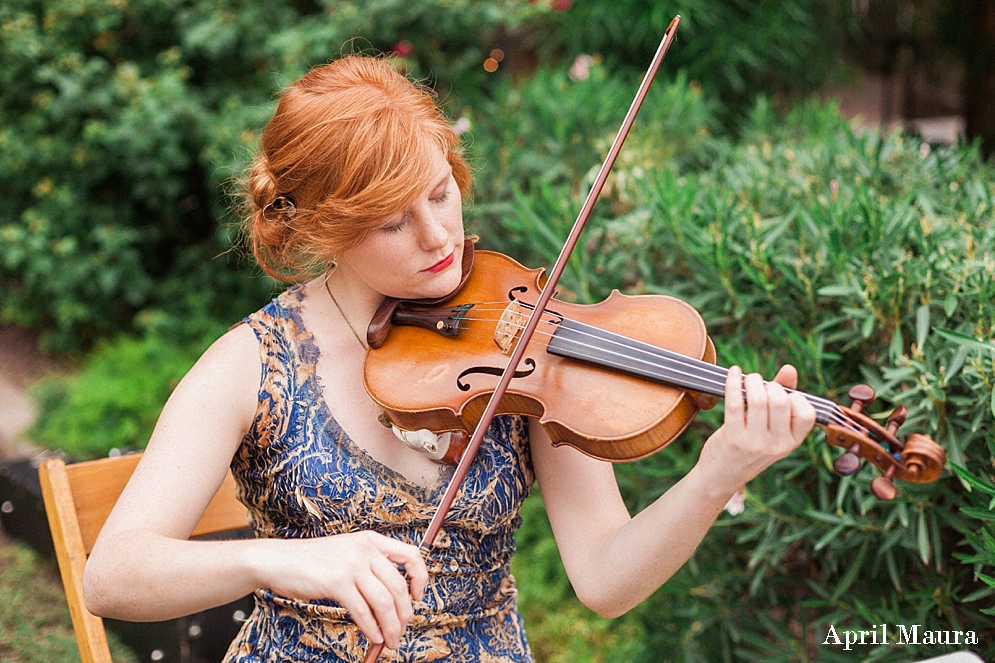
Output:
[420,269,462,300]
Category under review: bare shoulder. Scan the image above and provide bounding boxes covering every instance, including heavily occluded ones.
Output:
[95,322,263,540]
[155,321,262,451]
[192,321,260,381]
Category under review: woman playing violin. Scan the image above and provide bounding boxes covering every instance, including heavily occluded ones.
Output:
[82,54,817,662]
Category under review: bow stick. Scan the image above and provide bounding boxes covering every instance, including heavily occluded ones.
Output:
[362,16,682,662]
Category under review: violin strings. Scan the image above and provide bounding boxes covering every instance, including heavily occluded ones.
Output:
[439,304,868,436]
[448,302,870,433]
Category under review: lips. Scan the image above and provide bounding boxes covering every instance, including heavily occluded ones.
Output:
[422,250,455,274]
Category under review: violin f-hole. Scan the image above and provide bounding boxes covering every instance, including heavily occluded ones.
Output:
[457,358,537,392]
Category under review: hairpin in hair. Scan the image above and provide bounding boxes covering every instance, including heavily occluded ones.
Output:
[262,196,297,222]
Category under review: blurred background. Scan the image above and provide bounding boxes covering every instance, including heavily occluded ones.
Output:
[1,1,993,662]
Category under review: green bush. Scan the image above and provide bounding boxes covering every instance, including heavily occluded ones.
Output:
[1,0,865,350]
[465,61,722,305]
[27,328,221,460]
[0,0,544,350]
[535,0,853,118]
[485,95,995,661]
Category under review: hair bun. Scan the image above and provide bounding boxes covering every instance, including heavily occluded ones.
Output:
[239,54,472,283]
[262,196,297,222]
[248,156,280,211]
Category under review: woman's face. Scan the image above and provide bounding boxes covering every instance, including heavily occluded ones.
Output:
[338,148,465,301]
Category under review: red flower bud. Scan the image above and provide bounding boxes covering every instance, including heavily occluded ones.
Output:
[393,40,414,57]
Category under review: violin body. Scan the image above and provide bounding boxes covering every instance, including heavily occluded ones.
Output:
[365,248,945,497]
[364,250,718,462]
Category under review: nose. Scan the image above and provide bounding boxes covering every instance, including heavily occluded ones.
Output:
[414,204,450,252]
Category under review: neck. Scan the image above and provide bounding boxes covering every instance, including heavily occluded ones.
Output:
[323,264,385,332]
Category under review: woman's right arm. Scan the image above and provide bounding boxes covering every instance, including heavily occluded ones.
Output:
[82,323,426,649]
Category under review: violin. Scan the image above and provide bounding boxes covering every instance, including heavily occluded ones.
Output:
[358,15,943,662]
[364,241,946,502]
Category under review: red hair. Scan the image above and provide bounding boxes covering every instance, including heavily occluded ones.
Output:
[243,55,471,281]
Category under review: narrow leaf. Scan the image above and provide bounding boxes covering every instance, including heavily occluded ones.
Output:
[962,507,995,521]
[950,463,995,495]
[934,327,995,355]
[831,541,869,603]
[945,345,969,381]
[918,509,930,566]
[861,315,875,339]
[916,304,929,350]
[977,573,995,589]
[890,326,904,360]
[944,292,958,317]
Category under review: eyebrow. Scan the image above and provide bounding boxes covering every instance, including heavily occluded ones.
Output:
[430,165,453,191]
[394,165,453,224]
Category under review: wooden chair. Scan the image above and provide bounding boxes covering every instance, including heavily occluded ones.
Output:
[38,454,249,663]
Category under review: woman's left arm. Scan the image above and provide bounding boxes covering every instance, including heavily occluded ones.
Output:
[530,364,816,618]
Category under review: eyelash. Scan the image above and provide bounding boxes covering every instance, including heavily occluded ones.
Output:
[380,190,451,234]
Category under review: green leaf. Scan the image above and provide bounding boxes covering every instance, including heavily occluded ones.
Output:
[961,586,995,603]
[917,509,930,566]
[915,304,929,350]
[933,327,995,355]
[944,292,958,317]
[817,284,856,296]
[890,326,904,360]
[944,344,969,382]
[814,523,846,551]
[961,507,995,522]
[830,540,869,603]
[951,463,995,495]
[861,315,875,339]
[885,549,901,592]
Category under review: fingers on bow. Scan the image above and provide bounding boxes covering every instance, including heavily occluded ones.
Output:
[351,537,428,649]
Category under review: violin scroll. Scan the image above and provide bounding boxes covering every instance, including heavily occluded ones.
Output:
[821,384,945,501]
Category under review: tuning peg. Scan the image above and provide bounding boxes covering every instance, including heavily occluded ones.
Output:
[848,384,875,413]
[870,465,898,501]
[885,405,908,435]
[833,442,863,476]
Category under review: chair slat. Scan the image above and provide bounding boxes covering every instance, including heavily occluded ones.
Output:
[64,454,248,553]
[39,452,250,663]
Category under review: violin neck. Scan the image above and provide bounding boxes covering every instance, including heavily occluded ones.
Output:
[546,318,837,425]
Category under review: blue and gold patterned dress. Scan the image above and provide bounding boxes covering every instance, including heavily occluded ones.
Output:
[223,286,536,663]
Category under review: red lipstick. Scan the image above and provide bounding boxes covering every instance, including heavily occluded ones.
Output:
[422,251,455,274]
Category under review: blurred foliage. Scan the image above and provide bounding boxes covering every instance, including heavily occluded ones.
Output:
[0,536,138,663]
[1,0,860,350]
[533,0,852,118]
[27,322,224,459]
[491,95,995,661]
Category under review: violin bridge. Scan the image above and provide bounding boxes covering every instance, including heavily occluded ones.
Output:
[494,300,528,354]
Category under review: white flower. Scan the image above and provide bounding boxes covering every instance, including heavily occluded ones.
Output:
[723,491,745,516]
[451,116,471,136]
[569,54,594,81]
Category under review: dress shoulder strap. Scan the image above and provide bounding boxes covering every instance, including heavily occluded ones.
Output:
[236,285,320,447]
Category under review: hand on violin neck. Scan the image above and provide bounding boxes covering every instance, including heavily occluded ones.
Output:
[697,364,817,497]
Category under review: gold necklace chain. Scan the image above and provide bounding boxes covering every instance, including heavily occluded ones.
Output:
[324,276,368,351]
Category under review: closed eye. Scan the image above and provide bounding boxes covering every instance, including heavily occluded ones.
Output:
[380,220,407,234]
